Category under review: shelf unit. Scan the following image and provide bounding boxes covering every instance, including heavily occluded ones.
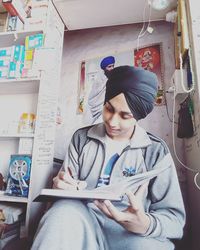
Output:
[0,29,44,47]
[0,78,40,94]
[0,0,64,237]
[0,191,28,203]
[0,134,34,139]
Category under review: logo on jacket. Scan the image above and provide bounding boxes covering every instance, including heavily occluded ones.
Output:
[122,167,136,177]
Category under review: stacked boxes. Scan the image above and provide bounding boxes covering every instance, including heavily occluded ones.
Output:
[0,33,44,79]
[0,45,25,79]
[22,33,45,78]
[0,47,13,79]
[8,45,25,78]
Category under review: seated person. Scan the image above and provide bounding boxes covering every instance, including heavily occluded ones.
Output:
[31,66,185,250]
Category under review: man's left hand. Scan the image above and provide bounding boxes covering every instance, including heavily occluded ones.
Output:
[94,183,150,234]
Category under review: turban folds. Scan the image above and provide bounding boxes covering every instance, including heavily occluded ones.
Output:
[100,56,115,70]
[104,66,158,120]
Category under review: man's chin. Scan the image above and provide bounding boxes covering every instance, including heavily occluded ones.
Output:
[106,128,120,138]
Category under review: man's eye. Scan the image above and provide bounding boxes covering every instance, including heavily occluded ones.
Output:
[122,115,133,120]
[106,105,114,112]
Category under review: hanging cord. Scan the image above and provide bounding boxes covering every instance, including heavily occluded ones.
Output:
[164,89,178,123]
[194,173,200,190]
[172,89,200,190]
[136,0,152,50]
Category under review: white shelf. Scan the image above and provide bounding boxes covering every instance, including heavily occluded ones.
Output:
[0,78,40,94]
[0,191,28,203]
[0,29,44,47]
[0,133,34,139]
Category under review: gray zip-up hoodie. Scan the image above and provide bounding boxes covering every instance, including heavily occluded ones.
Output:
[63,123,185,241]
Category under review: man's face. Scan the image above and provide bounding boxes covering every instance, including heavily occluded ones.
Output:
[103,93,136,141]
[105,63,115,71]
[104,63,115,78]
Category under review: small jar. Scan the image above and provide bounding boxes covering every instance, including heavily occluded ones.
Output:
[18,113,36,134]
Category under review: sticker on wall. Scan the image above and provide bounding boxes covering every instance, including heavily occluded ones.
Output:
[134,43,165,105]
[78,61,86,114]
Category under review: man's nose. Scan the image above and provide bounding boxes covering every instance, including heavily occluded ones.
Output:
[109,113,119,126]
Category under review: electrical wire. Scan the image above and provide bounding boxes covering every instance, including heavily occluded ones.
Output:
[194,172,200,190]
[136,0,152,51]
[164,90,178,123]
[172,90,200,189]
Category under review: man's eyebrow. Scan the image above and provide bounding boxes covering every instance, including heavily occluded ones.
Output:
[107,101,133,115]
[107,101,114,108]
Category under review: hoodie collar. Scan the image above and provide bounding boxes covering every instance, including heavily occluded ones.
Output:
[87,123,151,148]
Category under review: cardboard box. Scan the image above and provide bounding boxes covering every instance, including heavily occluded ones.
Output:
[0,47,13,57]
[25,33,45,50]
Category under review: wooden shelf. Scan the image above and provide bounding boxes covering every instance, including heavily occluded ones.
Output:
[0,29,44,47]
[0,191,28,203]
[0,78,40,94]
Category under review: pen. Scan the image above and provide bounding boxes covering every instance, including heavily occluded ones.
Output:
[67,167,84,190]
[68,167,74,178]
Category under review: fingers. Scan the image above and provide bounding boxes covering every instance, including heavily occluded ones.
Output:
[53,171,87,190]
[95,200,126,222]
[125,191,139,211]
[77,181,87,190]
[58,171,78,186]
[53,176,77,190]
[126,182,149,212]
[94,200,112,218]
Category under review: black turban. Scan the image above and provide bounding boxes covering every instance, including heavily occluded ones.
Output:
[104,66,158,120]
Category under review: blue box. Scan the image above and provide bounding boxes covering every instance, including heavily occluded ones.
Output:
[13,45,25,63]
[5,155,32,197]
[25,33,45,50]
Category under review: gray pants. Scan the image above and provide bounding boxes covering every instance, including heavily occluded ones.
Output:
[31,199,174,250]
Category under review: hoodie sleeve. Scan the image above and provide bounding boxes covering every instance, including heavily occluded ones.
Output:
[142,142,186,240]
[61,129,84,179]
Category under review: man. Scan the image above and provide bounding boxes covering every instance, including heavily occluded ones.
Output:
[87,56,115,124]
[32,66,185,250]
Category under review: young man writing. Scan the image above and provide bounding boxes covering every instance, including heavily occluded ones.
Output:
[32,66,185,250]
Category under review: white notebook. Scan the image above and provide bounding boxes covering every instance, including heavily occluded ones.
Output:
[34,153,172,202]
[34,188,122,202]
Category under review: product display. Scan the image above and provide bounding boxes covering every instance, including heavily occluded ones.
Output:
[5,155,32,197]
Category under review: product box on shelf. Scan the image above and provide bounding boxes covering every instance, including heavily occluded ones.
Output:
[18,112,36,134]
[0,66,8,78]
[8,61,23,78]
[0,57,10,67]
[25,33,45,50]
[7,15,24,32]
[0,47,13,57]
[5,154,32,197]
[13,45,25,63]
[2,0,27,23]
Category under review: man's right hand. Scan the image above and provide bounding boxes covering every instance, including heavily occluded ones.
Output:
[53,170,87,190]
